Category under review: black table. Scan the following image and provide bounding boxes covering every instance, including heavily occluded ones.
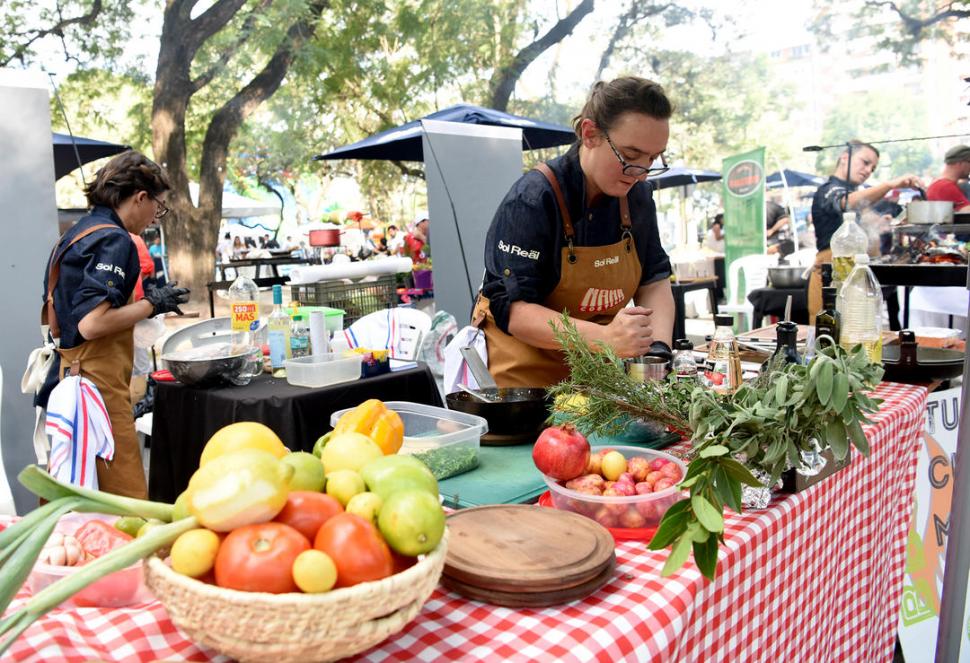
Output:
[216,255,314,280]
[148,364,443,502]
[869,264,967,327]
[747,287,809,329]
[670,277,719,341]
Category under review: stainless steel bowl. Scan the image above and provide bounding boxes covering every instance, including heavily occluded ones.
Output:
[768,266,808,289]
[161,346,252,387]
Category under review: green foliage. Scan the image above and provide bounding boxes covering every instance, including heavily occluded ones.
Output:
[815,90,934,178]
[550,314,884,580]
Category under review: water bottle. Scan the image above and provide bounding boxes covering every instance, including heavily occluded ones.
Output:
[671,339,698,383]
[290,313,311,358]
[829,212,867,289]
[837,253,883,363]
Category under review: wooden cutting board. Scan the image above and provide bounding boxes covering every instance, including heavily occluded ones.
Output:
[441,554,616,608]
[443,505,615,593]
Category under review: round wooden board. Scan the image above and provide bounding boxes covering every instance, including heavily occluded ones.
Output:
[441,554,616,608]
[480,430,538,446]
[444,505,615,593]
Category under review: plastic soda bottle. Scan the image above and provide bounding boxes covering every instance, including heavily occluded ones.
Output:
[829,212,868,289]
[267,285,292,377]
[701,315,742,394]
[290,313,311,358]
[228,274,260,346]
[837,253,884,363]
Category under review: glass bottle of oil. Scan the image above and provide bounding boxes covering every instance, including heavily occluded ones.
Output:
[267,284,292,377]
[814,286,841,347]
[701,315,742,394]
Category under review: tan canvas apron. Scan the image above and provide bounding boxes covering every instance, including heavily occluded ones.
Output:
[472,163,643,388]
[43,225,148,499]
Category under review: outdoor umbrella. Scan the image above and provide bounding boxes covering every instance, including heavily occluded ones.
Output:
[766,169,824,189]
[313,104,575,162]
[52,132,129,180]
[646,166,722,191]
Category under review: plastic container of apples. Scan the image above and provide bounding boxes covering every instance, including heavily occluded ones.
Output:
[541,445,687,531]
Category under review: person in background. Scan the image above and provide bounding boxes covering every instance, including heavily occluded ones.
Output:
[476,76,675,388]
[404,213,430,261]
[244,236,256,249]
[386,224,405,255]
[765,200,794,258]
[926,144,970,212]
[216,232,233,263]
[807,140,924,318]
[232,236,246,258]
[265,235,280,250]
[37,150,189,498]
[148,234,164,259]
[703,213,724,253]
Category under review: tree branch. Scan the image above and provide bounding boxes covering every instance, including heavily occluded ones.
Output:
[390,160,425,178]
[487,0,595,111]
[864,0,970,38]
[190,0,274,93]
[595,2,672,82]
[186,0,249,53]
[1,0,103,67]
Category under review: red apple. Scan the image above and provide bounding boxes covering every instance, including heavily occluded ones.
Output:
[532,424,590,481]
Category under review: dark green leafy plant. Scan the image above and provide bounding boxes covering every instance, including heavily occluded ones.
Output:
[550,316,884,580]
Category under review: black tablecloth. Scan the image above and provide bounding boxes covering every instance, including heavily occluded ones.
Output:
[747,287,809,328]
[148,365,443,502]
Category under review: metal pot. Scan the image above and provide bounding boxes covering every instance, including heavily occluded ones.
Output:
[445,387,550,436]
[907,200,954,225]
[308,228,342,247]
[768,266,809,289]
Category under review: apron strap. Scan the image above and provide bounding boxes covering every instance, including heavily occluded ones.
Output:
[619,195,633,253]
[43,223,120,340]
[534,163,579,263]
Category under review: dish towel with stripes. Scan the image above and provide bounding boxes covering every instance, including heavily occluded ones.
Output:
[45,376,114,489]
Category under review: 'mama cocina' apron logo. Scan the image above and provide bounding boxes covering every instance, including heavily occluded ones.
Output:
[726,160,764,197]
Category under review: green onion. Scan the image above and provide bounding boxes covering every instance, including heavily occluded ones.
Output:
[17,466,174,522]
[0,516,199,655]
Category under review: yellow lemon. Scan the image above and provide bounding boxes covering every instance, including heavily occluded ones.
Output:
[200,422,287,466]
[320,432,383,474]
[292,550,337,593]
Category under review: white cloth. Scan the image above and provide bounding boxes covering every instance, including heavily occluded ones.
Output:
[288,257,413,284]
[22,328,57,463]
[442,326,488,395]
[45,376,115,489]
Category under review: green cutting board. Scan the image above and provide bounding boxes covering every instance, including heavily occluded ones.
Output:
[438,430,681,509]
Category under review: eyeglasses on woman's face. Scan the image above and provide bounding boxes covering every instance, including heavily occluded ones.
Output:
[152,196,169,220]
[603,131,669,179]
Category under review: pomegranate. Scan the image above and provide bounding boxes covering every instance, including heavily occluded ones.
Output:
[532,424,590,481]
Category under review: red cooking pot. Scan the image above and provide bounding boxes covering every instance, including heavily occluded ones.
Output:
[309,228,342,247]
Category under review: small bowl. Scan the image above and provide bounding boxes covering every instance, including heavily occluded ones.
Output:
[29,513,151,608]
[625,356,669,383]
[542,446,687,531]
[162,343,251,387]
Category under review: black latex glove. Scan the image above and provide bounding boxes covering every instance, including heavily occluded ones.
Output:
[145,281,190,316]
[645,340,672,363]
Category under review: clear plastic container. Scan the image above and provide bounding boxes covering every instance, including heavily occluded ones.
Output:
[28,513,152,608]
[542,446,687,531]
[837,253,884,362]
[284,353,362,388]
[329,401,487,479]
[284,306,344,334]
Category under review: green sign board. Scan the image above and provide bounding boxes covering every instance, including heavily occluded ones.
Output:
[721,147,766,302]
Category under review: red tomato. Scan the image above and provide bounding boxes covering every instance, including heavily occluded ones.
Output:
[75,520,132,558]
[273,491,344,541]
[214,523,310,593]
[314,513,393,588]
[391,550,417,574]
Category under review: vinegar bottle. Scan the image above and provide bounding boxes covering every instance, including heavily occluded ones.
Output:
[267,284,292,377]
[701,315,742,394]
[829,212,868,289]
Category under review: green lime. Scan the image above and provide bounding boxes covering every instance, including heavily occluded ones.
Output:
[346,492,384,527]
[281,451,326,492]
[114,516,146,538]
[378,489,445,556]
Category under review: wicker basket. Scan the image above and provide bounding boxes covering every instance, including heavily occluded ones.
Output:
[144,531,448,663]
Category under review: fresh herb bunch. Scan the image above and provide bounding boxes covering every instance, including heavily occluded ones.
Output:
[550,317,884,580]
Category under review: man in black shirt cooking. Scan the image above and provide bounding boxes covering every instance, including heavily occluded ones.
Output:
[808,140,923,318]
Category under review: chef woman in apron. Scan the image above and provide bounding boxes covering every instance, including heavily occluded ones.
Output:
[474,77,675,388]
[38,151,189,498]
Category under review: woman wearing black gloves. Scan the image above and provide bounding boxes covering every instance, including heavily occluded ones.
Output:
[473,77,675,387]
[39,150,189,498]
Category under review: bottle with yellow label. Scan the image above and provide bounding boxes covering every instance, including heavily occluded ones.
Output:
[228,274,260,347]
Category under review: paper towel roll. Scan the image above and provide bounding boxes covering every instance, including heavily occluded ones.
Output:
[308,310,329,356]
[288,257,413,284]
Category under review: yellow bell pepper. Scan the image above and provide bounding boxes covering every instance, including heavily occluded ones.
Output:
[333,399,404,455]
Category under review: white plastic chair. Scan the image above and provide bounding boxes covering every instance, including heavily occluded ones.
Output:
[342,308,433,361]
[717,254,779,331]
[0,365,17,515]
[785,248,816,268]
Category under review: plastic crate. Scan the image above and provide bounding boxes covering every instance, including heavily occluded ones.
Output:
[290,274,398,327]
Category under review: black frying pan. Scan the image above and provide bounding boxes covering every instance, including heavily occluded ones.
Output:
[446,387,550,436]
[881,332,964,383]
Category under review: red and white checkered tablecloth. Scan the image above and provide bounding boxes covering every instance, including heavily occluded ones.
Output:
[3,382,927,663]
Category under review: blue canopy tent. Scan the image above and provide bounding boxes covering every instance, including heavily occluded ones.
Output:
[766,169,824,189]
[648,166,721,191]
[313,104,575,162]
[52,132,129,180]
